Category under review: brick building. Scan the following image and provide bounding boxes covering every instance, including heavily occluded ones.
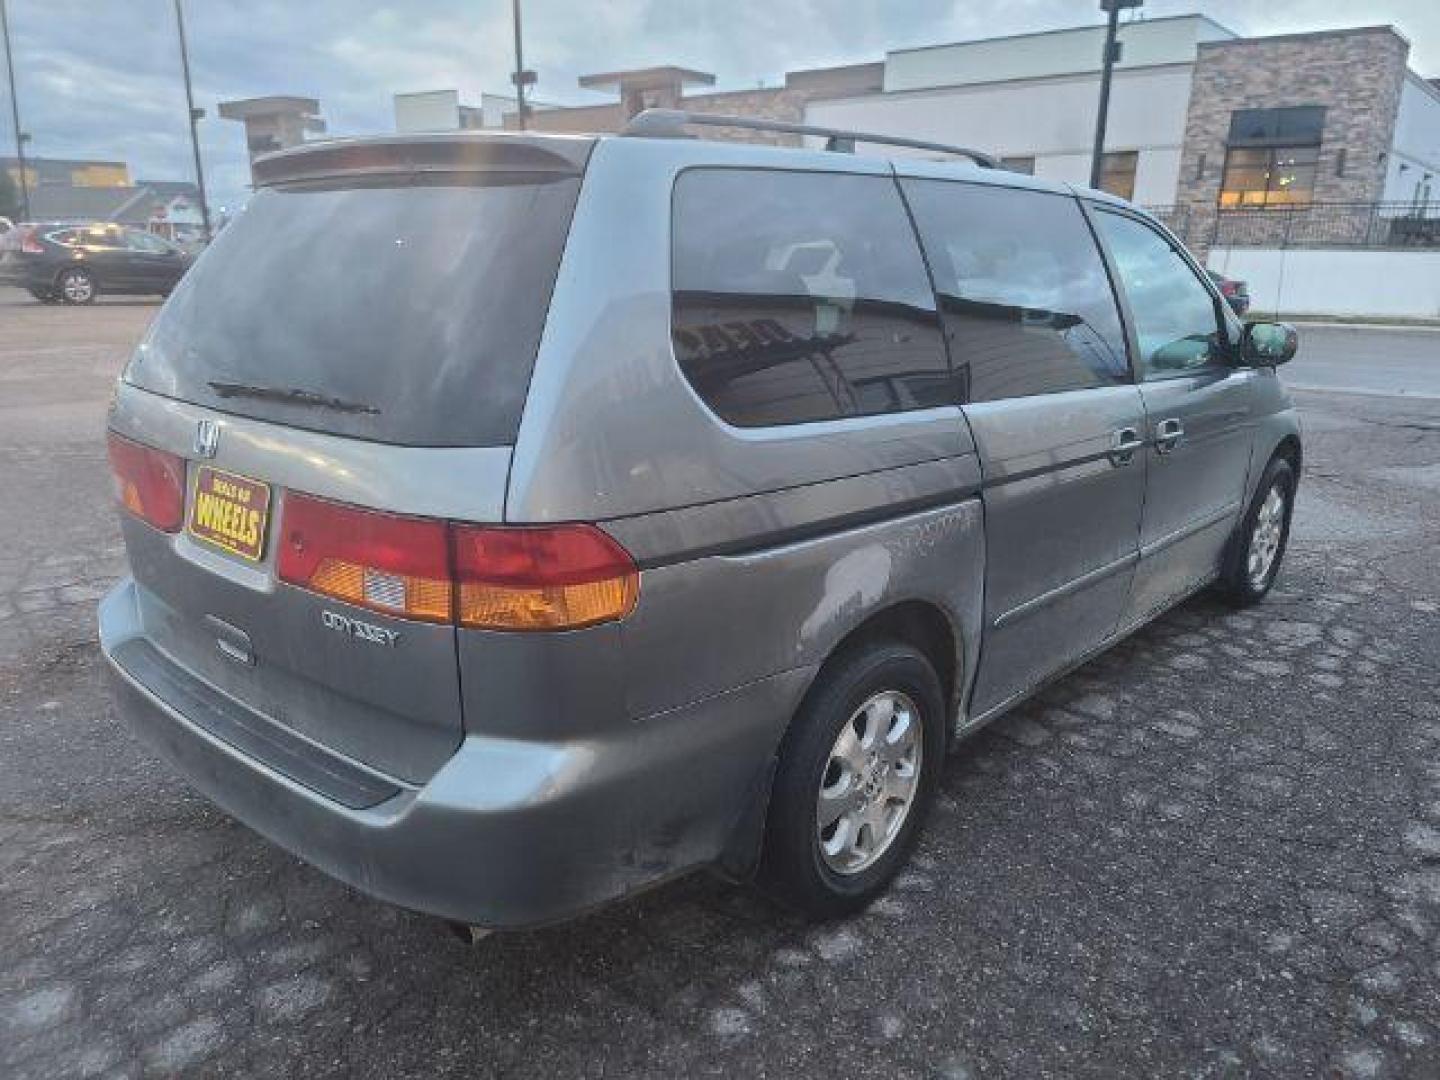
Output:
[1174,27,1426,253]
[456,14,1438,252]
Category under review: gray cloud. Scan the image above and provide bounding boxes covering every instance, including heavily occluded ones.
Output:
[3,0,1437,212]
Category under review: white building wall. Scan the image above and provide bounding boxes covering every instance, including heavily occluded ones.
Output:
[1383,75,1440,204]
[1208,247,1440,319]
[394,90,461,132]
[883,15,1234,92]
[805,64,1194,204]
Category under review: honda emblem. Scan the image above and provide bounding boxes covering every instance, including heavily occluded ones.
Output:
[194,419,220,459]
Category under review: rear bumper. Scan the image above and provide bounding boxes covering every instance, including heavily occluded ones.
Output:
[100,578,807,928]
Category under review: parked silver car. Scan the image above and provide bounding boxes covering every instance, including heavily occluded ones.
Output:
[99,113,1301,927]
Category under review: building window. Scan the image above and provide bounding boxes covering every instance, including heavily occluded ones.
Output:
[999,156,1035,176]
[1219,106,1324,208]
[1220,147,1320,206]
[1099,151,1138,201]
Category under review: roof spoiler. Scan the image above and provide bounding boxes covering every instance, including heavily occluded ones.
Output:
[621,109,997,169]
[251,132,593,187]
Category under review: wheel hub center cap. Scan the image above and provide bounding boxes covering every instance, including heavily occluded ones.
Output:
[860,756,886,801]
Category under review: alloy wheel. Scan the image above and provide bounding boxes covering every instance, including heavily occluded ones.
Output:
[1247,482,1287,588]
[815,689,923,875]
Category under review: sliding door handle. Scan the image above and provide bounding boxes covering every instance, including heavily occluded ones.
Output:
[1109,427,1143,466]
[1155,418,1185,454]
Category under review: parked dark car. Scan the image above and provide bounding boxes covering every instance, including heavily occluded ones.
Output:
[0,222,192,303]
[1207,269,1251,316]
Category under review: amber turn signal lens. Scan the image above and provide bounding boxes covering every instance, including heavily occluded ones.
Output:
[452,524,639,631]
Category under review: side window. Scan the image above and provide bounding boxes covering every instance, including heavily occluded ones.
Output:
[79,225,123,249]
[900,179,1130,403]
[127,230,170,254]
[1093,211,1226,378]
[671,169,949,427]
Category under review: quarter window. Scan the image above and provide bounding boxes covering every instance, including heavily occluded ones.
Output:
[1093,210,1225,379]
[900,179,1130,403]
[671,169,949,427]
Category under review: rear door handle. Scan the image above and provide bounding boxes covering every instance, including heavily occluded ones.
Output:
[1109,426,1143,466]
[1155,418,1185,454]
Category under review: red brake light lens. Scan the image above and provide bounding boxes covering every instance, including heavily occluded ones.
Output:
[19,228,44,255]
[278,493,453,622]
[275,494,640,631]
[107,432,185,532]
[1219,280,1237,296]
[453,524,639,631]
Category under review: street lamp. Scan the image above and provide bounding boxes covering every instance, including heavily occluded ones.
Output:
[173,0,212,242]
[510,0,536,131]
[1089,0,1143,192]
[1,0,30,221]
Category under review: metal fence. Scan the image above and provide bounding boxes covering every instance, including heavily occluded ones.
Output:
[1143,201,1440,250]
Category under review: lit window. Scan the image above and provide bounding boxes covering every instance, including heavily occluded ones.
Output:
[1099,151,1138,201]
[1219,107,1324,208]
[1219,146,1319,207]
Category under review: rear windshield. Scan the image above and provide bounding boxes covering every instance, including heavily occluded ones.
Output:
[125,174,581,446]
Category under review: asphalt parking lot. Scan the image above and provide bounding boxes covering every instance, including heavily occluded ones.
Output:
[2,287,1439,1079]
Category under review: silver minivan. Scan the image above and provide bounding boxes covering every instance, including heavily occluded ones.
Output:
[100,113,1301,927]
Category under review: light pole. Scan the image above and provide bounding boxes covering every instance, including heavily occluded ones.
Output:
[1089,0,1142,191]
[173,0,211,241]
[510,0,536,130]
[1,0,30,221]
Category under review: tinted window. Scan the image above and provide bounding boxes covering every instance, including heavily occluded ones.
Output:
[901,179,1129,403]
[671,169,948,427]
[1094,210,1225,378]
[127,230,171,254]
[1227,106,1325,147]
[79,225,124,249]
[125,175,581,446]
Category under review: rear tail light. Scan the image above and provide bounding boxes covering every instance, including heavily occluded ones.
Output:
[277,494,639,631]
[278,494,453,622]
[453,524,639,631]
[107,432,185,532]
[1218,280,1238,296]
[19,228,43,255]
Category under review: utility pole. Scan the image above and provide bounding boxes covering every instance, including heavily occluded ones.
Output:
[1,0,30,220]
[174,0,211,241]
[1089,0,1142,191]
[510,0,536,131]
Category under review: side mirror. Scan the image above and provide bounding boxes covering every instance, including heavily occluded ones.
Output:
[1241,321,1298,367]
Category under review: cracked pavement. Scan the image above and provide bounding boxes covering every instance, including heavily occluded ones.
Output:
[2,290,1439,1078]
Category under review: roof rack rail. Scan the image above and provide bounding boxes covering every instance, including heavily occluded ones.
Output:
[621,109,997,169]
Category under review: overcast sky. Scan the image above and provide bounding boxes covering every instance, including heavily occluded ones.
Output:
[3,0,1438,212]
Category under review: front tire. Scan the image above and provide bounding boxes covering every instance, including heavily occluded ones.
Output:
[1217,455,1295,606]
[758,641,945,919]
[56,267,97,305]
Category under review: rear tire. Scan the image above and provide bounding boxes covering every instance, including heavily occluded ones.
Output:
[56,267,97,305]
[1216,455,1295,607]
[758,641,945,920]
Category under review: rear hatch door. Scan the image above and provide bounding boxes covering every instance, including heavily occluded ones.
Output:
[111,135,589,783]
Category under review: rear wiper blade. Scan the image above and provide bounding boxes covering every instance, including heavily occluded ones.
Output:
[207,381,379,415]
